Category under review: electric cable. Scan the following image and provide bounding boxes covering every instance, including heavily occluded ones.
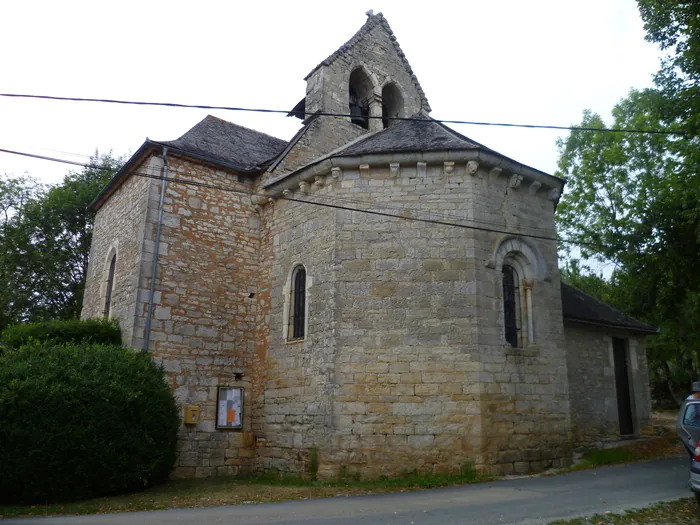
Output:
[0,145,562,236]
[0,146,617,250]
[0,93,686,136]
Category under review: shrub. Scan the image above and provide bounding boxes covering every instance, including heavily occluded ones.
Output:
[0,318,121,351]
[0,343,180,504]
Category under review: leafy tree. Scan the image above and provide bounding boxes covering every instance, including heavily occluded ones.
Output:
[556,1,699,401]
[0,175,44,328]
[559,260,620,309]
[637,0,699,135]
[0,153,122,330]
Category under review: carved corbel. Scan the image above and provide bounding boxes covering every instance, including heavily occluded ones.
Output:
[250,194,267,206]
[548,188,561,201]
[529,181,542,195]
[488,167,502,181]
[466,160,479,176]
[417,161,427,177]
[314,175,325,189]
[443,161,455,175]
[390,162,401,177]
[331,167,342,180]
[359,164,370,176]
[509,174,523,189]
[299,181,309,193]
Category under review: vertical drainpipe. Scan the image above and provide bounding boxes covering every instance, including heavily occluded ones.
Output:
[143,146,168,352]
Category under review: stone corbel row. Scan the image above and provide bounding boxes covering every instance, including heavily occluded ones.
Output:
[261,150,564,205]
[252,172,332,212]
[464,161,560,201]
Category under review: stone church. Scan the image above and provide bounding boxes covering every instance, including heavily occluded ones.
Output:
[82,12,657,478]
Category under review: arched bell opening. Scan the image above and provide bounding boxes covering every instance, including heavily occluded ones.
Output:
[349,68,374,129]
[381,82,404,129]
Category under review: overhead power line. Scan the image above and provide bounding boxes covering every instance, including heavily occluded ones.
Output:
[0,146,617,251]
[4,144,560,236]
[0,93,686,136]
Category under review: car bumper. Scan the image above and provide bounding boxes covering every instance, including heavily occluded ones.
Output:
[691,460,700,492]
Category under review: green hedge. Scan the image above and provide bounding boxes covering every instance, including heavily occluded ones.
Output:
[0,344,180,504]
[0,318,121,351]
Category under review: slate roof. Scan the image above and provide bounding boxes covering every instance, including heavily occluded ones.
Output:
[304,12,431,112]
[334,117,484,157]
[159,115,287,174]
[89,116,288,211]
[560,282,658,334]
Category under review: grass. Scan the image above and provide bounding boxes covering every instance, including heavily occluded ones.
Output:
[0,466,488,519]
[562,434,684,472]
[548,498,699,524]
[0,434,686,519]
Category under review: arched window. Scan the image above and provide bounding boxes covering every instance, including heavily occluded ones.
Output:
[288,265,306,340]
[349,68,373,129]
[381,83,404,129]
[502,264,521,348]
[103,254,116,318]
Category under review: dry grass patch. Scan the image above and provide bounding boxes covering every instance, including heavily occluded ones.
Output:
[0,468,487,519]
[548,498,698,524]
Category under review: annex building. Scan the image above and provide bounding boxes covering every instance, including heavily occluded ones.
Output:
[82,12,657,478]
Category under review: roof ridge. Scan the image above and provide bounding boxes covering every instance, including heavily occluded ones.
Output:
[194,114,287,146]
[303,13,430,112]
[430,118,488,150]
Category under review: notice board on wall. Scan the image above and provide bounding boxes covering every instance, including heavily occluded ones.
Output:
[216,386,243,430]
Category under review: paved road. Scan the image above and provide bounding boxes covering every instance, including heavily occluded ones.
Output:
[4,457,692,525]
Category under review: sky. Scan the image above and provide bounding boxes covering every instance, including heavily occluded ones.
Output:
[0,0,663,186]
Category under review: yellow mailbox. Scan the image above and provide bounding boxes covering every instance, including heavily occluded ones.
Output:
[184,405,200,425]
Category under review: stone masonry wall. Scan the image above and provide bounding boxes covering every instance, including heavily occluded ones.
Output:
[565,322,652,449]
[468,168,572,474]
[81,157,154,345]
[265,158,572,477]
[327,163,482,478]
[136,156,260,478]
[254,191,338,475]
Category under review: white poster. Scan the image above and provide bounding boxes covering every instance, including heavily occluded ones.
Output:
[216,387,243,429]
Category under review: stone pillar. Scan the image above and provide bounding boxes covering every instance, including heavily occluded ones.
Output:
[368,94,383,132]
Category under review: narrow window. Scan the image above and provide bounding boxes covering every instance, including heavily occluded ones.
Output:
[103,254,116,317]
[502,264,521,348]
[288,265,306,340]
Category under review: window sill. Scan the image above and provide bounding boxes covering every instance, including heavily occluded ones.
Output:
[285,338,306,344]
[504,345,539,358]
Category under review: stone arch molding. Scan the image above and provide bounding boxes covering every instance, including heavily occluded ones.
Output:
[102,241,119,280]
[102,239,119,271]
[486,235,551,282]
[344,64,381,99]
[281,262,312,341]
[100,240,119,317]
